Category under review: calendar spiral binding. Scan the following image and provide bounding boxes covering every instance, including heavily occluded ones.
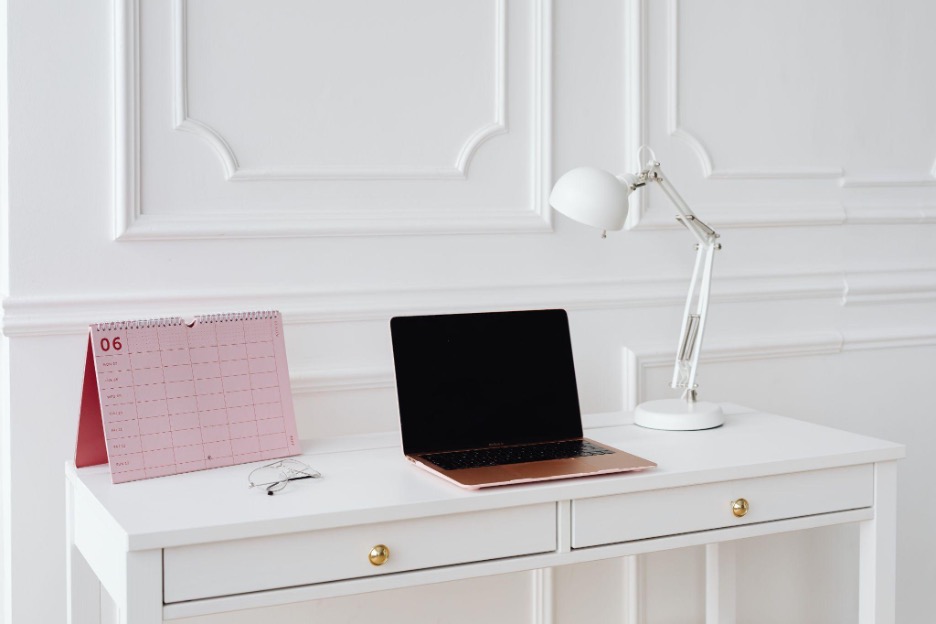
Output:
[93,317,184,331]
[93,311,279,331]
[194,310,279,324]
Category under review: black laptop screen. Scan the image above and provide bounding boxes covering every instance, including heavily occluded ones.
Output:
[390,309,584,456]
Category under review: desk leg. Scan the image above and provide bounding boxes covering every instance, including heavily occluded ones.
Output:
[66,475,101,624]
[533,568,554,624]
[859,460,897,624]
[705,542,736,624]
[117,550,162,624]
[622,555,645,624]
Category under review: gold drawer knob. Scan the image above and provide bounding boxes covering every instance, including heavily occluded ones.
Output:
[369,544,390,566]
[731,498,749,518]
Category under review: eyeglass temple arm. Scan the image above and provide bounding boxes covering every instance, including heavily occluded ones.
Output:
[265,473,319,495]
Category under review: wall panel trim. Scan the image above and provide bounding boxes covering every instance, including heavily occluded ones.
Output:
[1,269,846,338]
[114,0,552,239]
[844,205,936,225]
[171,0,508,182]
[621,0,648,230]
[623,326,936,406]
[623,332,844,406]
[842,177,936,188]
[665,0,843,181]
[840,156,936,188]
[635,203,846,230]
[845,269,936,305]
[842,327,936,352]
[113,0,140,241]
[115,210,554,241]
[291,368,394,395]
[286,324,936,407]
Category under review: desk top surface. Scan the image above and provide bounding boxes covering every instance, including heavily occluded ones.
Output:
[67,405,904,551]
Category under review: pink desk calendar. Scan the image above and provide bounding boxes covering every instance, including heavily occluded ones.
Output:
[76,311,300,483]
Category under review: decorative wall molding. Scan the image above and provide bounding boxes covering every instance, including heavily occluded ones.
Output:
[841,177,936,188]
[623,325,936,407]
[840,157,936,188]
[532,0,552,229]
[114,210,554,241]
[113,0,140,241]
[622,0,648,230]
[625,0,848,230]
[114,0,552,239]
[0,270,847,338]
[172,0,507,182]
[663,1,936,191]
[844,269,936,305]
[623,332,845,407]
[633,202,846,230]
[703,167,845,181]
[626,1,936,230]
[5,266,935,339]
[6,282,930,456]
[841,326,936,352]
[665,0,843,181]
[629,332,846,368]
[291,367,394,396]
[844,205,936,225]
[665,0,936,189]
[623,0,646,175]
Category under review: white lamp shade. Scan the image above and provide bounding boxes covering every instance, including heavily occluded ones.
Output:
[549,167,636,231]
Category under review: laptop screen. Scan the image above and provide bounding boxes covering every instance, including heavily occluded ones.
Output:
[390,309,584,455]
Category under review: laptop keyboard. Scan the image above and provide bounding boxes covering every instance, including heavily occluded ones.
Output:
[422,440,613,471]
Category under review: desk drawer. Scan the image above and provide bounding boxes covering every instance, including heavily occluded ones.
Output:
[164,503,556,602]
[572,464,872,549]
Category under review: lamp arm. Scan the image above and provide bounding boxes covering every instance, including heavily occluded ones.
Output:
[676,241,717,401]
[640,161,720,245]
[671,241,705,396]
[634,160,721,404]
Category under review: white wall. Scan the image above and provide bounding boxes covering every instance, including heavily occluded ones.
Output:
[2,0,935,622]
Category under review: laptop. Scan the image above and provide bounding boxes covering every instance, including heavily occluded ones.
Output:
[390,309,655,489]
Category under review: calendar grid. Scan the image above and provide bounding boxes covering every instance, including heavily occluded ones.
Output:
[88,312,299,483]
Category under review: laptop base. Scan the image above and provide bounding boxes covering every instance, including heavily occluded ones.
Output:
[407,437,655,490]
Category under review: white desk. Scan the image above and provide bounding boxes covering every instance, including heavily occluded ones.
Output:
[65,406,904,623]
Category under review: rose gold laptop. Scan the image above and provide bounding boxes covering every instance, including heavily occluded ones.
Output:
[390,309,655,489]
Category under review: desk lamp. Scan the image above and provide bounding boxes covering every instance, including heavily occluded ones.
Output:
[549,147,724,430]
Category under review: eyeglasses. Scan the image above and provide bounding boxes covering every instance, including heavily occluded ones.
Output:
[248,459,321,495]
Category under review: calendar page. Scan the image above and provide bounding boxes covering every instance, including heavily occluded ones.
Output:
[79,311,300,483]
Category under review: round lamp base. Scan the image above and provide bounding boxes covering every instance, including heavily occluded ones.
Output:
[634,399,724,431]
